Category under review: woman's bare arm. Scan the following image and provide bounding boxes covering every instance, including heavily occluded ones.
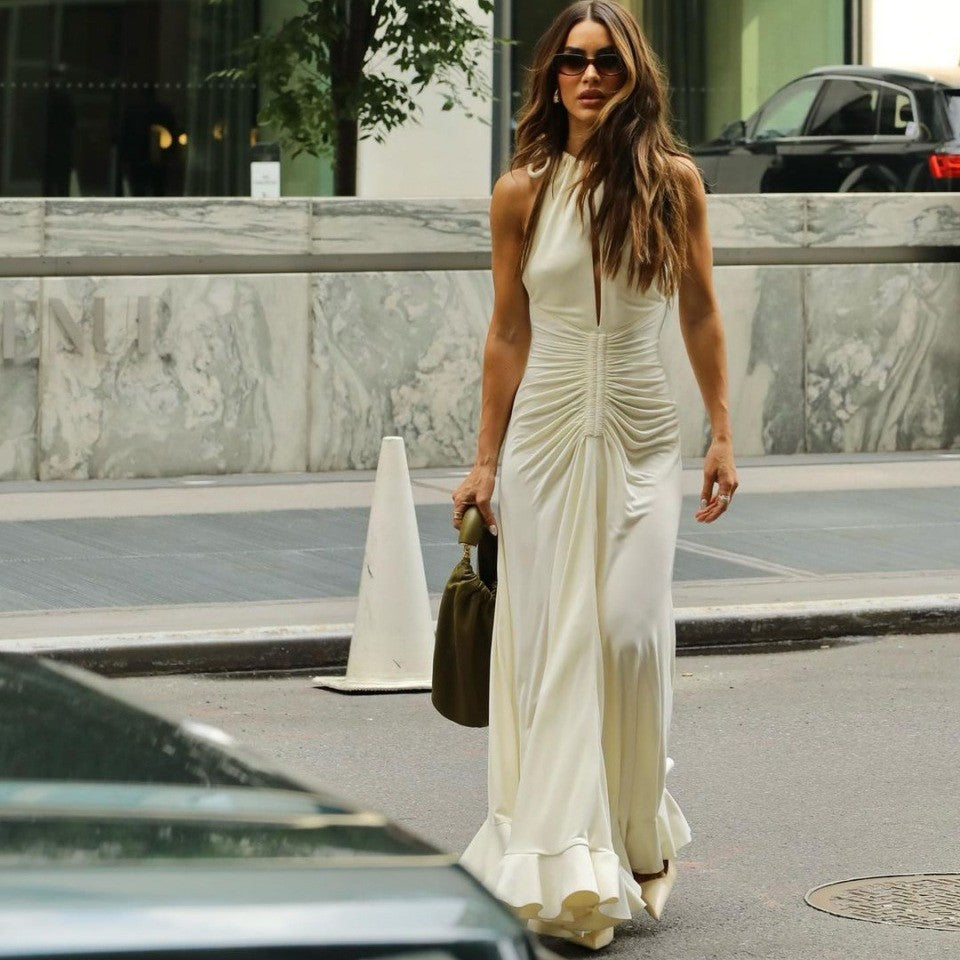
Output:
[674,156,739,521]
[451,170,534,533]
[474,173,533,467]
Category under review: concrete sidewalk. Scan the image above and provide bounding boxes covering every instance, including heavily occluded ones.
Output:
[1,451,958,673]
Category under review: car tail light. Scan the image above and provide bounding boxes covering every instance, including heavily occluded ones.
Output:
[928,153,960,178]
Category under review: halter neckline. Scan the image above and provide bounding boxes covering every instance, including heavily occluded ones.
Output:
[527,149,581,179]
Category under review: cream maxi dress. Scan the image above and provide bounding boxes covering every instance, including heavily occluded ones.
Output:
[458,150,692,940]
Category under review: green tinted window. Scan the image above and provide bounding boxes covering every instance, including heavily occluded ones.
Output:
[753,80,821,140]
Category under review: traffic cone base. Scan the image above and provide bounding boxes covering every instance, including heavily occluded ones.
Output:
[312,674,432,693]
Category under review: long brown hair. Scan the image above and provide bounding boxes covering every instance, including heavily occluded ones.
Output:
[512,0,698,300]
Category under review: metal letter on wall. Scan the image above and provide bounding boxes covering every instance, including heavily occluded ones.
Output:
[1,300,40,363]
[91,297,108,353]
[1,300,15,361]
[48,298,84,354]
[137,296,152,357]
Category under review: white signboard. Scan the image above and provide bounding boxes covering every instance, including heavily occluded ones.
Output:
[250,161,281,198]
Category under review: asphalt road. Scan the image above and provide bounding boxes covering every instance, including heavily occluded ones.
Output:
[113,632,960,960]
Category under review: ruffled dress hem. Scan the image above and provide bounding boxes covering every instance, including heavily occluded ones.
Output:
[459,803,692,935]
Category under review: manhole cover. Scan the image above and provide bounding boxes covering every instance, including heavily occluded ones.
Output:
[806,874,960,931]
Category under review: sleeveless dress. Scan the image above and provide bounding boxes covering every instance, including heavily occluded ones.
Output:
[458,150,692,941]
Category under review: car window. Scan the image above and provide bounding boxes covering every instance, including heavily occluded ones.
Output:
[753,79,821,140]
[946,91,960,139]
[807,78,880,136]
[877,86,917,136]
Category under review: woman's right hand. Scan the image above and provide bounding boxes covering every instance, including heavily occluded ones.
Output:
[451,465,498,535]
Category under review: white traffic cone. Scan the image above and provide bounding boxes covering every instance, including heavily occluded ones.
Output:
[313,436,434,692]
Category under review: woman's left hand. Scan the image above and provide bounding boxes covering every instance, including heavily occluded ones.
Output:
[695,437,738,523]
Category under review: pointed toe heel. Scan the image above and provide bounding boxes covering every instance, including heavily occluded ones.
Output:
[526,919,615,950]
[639,859,676,921]
[566,925,615,950]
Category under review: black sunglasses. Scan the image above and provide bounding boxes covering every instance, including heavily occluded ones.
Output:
[553,51,626,77]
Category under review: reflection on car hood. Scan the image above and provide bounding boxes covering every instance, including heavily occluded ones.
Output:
[0,780,380,824]
[0,864,521,956]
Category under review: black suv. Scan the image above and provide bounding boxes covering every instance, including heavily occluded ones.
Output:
[692,65,960,192]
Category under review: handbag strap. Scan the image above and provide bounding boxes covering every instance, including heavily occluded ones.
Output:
[458,505,486,547]
[459,506,496,589]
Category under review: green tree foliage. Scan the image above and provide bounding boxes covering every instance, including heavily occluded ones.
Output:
[209,0,503,194]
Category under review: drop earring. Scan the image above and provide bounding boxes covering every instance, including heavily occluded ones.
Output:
[553,89,560,104]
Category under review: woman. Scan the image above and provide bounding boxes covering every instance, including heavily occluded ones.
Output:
[452,0,738,948]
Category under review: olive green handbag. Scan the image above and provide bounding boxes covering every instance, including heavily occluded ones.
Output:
[431,505,497,727]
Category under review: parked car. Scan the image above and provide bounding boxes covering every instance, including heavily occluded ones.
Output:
[0,653,545,960]
[691,64,960,192]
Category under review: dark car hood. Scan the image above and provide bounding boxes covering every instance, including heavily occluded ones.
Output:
[0,654,524,958]
[0,862,521,956]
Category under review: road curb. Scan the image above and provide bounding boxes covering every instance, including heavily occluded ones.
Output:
[6,594,959,676]
[675,594,960,653]
[5,626,352,677]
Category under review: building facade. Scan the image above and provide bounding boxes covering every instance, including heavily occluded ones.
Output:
[0,0,957,199]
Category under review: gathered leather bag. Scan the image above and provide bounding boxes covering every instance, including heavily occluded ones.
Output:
[431,505,497,727]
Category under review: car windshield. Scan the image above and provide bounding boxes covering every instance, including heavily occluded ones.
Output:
[946,91,960,139]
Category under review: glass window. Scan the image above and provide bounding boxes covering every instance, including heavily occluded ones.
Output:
[945,92,960,140]
[807,78,880,137]
[0,0,257,198]
[877,86,915,136]
[752,79,821,141]
[505,2,851,160]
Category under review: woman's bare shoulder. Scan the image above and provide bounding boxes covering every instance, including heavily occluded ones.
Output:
[668,154,706,195]
[490,165,540,232]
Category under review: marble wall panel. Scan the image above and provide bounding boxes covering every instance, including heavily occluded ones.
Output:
[805,263,960,453]
[43,200,312,258]
[310,266,806,470]
[6,195,958,264]
[309,270,493,470]
[0,278,41,479]
[311,199,490,256]
[660,266,806,459]
[0,202,43,257]
[39,274,310,479]
[705,195,806,249]
[805,194,960,248]
[3,192,958,481]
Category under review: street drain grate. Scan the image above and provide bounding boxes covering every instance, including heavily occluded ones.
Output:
[805,874,960,931]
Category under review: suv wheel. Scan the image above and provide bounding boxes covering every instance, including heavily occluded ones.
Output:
[844,178,896,193]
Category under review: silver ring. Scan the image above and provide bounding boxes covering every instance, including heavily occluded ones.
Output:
[718,494,731,503]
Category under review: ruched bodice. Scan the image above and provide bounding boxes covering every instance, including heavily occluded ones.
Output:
[510,151,681,522]
[459,149,692,945]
